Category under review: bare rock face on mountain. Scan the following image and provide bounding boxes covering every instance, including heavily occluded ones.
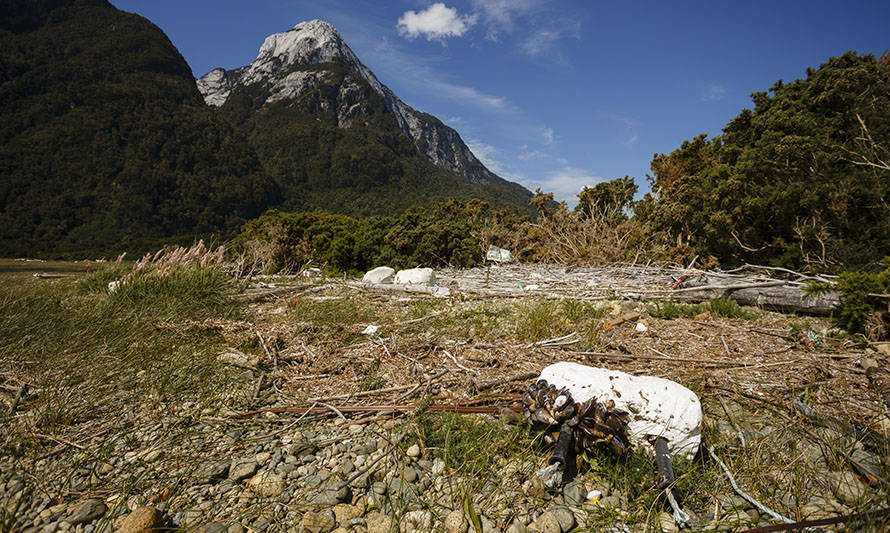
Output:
[197,20,507,186]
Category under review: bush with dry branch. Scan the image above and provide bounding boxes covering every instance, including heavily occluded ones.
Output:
[518,191,691,266]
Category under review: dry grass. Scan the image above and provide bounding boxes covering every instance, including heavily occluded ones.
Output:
[523,203,691,266]
[3,262,889,531]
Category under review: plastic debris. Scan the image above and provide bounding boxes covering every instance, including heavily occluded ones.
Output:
[363,266,395,284]
[394,268,435,285]
[486,245,514,263]
[533,362,702,458]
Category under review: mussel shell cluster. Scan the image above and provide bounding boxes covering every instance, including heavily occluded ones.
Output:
[521,378,630,455]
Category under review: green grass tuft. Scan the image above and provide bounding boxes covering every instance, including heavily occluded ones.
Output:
[648,298,757,320]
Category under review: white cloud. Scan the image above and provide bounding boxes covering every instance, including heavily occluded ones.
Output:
[363,38,513,113]
[521,28,559,56]
[538,166,607,206]
[466,138,505,173]
[702,83,727,101]
[397,3,477,41]
[518,148,544,161]
[623,134,639,148]
[470,0,580,57]
[542,126,555,145]
[428,80,510,111]
[470,0,539,39]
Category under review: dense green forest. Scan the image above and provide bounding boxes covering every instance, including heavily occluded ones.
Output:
[0,0,277,256]
[219,62,532,217]
[0,0,531,257]
[636,52,890,271]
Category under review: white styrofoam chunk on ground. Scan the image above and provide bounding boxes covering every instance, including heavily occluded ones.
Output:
[394,267,436,285]
[538,362,702,459]
[362,266,395,284]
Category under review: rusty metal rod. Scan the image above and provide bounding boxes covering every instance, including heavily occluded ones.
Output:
[737,507,890,532]
[234,403,523,418]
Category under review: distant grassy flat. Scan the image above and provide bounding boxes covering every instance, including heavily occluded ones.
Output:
[0,258,108,281]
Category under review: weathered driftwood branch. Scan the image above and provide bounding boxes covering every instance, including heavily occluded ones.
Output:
[670,276,840,315]
[342,264,843,315]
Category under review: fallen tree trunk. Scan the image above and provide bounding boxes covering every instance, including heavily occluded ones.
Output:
[670,276,841,315]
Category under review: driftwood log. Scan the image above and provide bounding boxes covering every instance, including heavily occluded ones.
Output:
[671,275,841,315]
[272,264,844,316]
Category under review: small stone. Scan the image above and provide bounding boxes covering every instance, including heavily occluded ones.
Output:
[97,463,114,476]
[399,510,432,533]
[141,449,162,463]
[301,510,336,533]
[247,471,285,497]
[658,512,680,533]
[548,507,575,532]
[479,515,497,533]
[332,504,362,524]
[364,512,391,533]
[228,460,257,482]
[348,424,363,434]
[506,521,527,533]
[403,466,418,483]
[255,452,271,465]
[444,510,468,533]
[312,486,351,506]
[114,506,160,533]
[596,495,619,508]
[197,523,227,533]
[716,493,750,510]
[563,480,586,507]
[341,461,355,475]
[196,460,229,483]
[531,512,562,533]
[406,444,421,458]
[372,482,387,495]
[829,471,866,504]
[432,458,446,475]
[68,499,107,525]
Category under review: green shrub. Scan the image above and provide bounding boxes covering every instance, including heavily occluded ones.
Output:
[707,297,756,319]
[808,258,890,339]
[648,298,755,320]
[637,52,890,271]
[237,200,528,274]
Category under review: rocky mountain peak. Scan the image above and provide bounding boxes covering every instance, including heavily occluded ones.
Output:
[254,19,354,70]
[196,20,528,189]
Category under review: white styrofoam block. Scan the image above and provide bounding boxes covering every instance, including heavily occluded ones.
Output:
[362,266,395,284]
[394,267,435,285]
[538,362,702,459]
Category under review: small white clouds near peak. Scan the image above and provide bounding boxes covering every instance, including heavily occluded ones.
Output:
[470,0,539,38]
[466,138,505,173]
[428,80,511,112]
[702,83,727,101]
[521,23,580,57]
[397,3,477,41]
[517,146,544,161]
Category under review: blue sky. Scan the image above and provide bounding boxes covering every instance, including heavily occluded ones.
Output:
[112,1,889,205]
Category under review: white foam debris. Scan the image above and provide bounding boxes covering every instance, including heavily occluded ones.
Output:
[394,267,436,286]
[538,362,702,459]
